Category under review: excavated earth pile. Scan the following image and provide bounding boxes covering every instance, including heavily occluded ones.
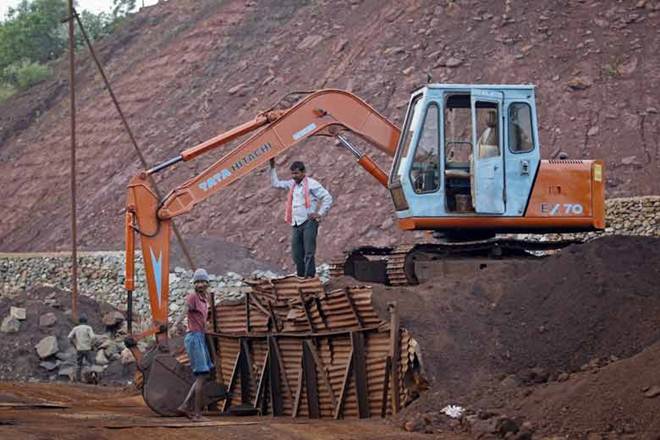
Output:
[0,286,135,384]
[328,236,660,437]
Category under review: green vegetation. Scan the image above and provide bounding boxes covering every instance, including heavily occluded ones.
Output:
[0,0,137,101]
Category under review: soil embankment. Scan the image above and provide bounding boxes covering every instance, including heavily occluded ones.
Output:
[328,236,660,437]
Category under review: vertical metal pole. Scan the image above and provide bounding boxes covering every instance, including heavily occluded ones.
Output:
[67,1,78,323]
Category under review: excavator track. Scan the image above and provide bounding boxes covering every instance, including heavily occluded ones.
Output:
[331,238,582,286]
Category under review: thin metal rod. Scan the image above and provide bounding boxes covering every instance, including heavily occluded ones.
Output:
[67,1,78,322]
[336,134,363,159]
[73,11,195,270]
[127,290,133,333]
[147,155,183,175]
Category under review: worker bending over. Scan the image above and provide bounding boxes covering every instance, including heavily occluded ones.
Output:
[269,158,333,278]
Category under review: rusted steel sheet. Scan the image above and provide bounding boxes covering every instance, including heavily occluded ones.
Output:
[179,276,421,418]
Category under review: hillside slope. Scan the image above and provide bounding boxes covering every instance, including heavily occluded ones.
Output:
[0,0,658,269]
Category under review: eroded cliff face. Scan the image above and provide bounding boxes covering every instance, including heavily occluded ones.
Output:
[0,0,658,270]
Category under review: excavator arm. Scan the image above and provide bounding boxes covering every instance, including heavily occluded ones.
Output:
[125,89,400,341]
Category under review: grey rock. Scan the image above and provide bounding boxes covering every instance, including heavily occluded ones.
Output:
[96,350,109,365]
[39,361,59,371]
[1,315,20,333]
[644,385,660,398]
[102,310,124,327]
[58,366,75,379]
[35,336,59,359]
[39,312,57,328]
[10,306,26,320]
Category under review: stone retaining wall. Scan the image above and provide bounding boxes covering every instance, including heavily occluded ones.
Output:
[1,196,656,323]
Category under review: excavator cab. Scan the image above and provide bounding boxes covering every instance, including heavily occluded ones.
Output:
[389,85,539,221]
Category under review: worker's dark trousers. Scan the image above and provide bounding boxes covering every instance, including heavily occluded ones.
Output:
[291,219,318,277]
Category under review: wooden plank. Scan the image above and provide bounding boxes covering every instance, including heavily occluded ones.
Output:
[249,291,273,318]
[388,302,401,414]
[239,338,252,404]
[267,336,284,416]
[333,349,353,419]
[381,356,391,418]
[245,292,252,333]
[303,339,337,409]
[209,291,218,332]
[292,357,304,418]
[351,331,370,418]
[220,350,242,413]
[205,334,222,385]
[343,288,364,328]
[267,301,280,332]
[253,350,269,411]
[302,340,320,418]
[298,289,315,332]
[206,325,382,340]
[270,337,294,402]
[313,296,329,330]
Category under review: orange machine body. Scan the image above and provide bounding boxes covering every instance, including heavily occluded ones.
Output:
[398,160,605,232]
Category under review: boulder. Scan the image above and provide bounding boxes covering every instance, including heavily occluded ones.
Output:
[58,366,75,380]
[1,315,21,334]
[120,347,135,365]
[96,350,109,365]
[10,306,26,320]
[102,310,125,327]
[39,360,59,371]
[39,312,57,328]
[35,336,59,359]
[56,347,77,362]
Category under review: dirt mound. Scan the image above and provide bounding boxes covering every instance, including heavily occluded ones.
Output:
[494,235,660,374]
[0,0,658,271]
[0,286,135,384]
[331,236,660,436]
[509,341,660,438]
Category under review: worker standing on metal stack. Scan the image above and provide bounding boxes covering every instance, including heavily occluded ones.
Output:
[269,158,333,278]
[176,268,214,421]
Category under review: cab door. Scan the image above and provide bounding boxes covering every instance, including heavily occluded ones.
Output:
[471,90,505,214]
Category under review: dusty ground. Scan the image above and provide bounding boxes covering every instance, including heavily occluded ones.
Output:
[0,382,467,440]
[0,0,658,271]
[333,236,660,438]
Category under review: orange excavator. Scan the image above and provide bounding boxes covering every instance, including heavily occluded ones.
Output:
[124,85,604,414]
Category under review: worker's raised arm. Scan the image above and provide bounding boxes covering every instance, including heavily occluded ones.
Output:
[270,160,292,190]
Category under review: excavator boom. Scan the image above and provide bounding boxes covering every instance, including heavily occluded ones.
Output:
[125,89,400,335]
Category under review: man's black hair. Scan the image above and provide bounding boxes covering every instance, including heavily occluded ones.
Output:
[79,315,88,324]
[290,161,305,172]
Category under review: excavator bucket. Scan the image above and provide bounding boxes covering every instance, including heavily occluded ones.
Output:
[141,351,229,416]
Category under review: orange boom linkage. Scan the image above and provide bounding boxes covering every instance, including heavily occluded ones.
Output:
[124,90,400,342]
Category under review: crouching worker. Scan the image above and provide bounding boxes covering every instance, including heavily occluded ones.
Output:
[175,268,214,421]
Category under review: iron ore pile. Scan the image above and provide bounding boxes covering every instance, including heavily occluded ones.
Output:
[347,236,660,438]
[0,286,136,384]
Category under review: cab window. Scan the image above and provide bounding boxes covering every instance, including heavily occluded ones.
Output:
[508,103,534,153]
[410,104,439,193]
[392,95,424,180]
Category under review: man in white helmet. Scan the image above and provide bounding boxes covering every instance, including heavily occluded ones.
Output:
[175,268,213,421]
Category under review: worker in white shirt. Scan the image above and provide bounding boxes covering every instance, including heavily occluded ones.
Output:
[68,315,96,382]
[269,158,333,278]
